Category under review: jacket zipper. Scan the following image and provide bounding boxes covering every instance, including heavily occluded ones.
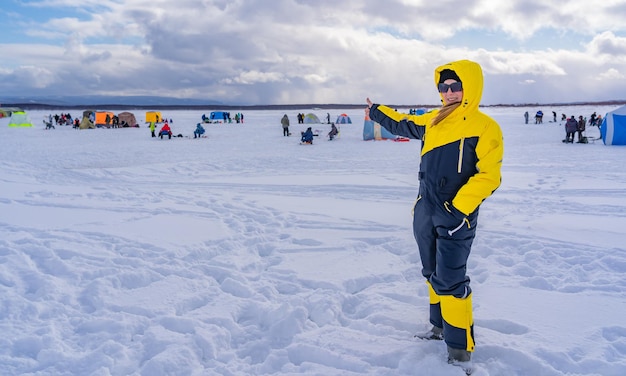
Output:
[457,138,464,173]
[411,195,422,217]
[448,218,470,236]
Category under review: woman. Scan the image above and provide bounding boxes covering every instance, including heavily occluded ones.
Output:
[366,59,503,366]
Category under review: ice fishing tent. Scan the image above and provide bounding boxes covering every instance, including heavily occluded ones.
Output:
[0,107,21,118]
[303,113,321,124]
[146,111,162,123]
[335,113,352,124]
[79,110,96,129]
[600,105,626,145]
[94,111,115,128]
[209,111,228,122]
[362,110,424,141]
[363,119,397,140]
[118,111,138,127]
[7,111,33,127]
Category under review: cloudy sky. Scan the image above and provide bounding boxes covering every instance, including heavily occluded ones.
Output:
[2,0,626,106]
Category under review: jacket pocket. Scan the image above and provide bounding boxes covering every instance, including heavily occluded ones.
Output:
[435,201,471,237]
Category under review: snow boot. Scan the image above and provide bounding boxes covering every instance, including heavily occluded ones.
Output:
[447,346,473,374]
[414,325,444,340]
[447,346,471,362]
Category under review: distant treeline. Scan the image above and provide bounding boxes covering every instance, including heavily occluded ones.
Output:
[4,100,626,111]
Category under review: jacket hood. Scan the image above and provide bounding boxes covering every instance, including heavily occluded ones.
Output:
[434,60,483,113]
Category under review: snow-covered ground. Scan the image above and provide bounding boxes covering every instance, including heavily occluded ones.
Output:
[1,105,625,375]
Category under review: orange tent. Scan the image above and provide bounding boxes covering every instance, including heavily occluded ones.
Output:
[94,111,115,128]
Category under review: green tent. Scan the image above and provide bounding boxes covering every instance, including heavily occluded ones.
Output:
[7,111,33,127]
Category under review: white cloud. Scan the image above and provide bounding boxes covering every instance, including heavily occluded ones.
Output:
[597,68,624,80]
[225,71,288,85]
[586,31,626,57]
[7,66,56,88]
[2,0,626,104]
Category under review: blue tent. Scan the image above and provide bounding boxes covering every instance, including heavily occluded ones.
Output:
[363,119,397,140]
[335,113,352,124]
[600,105,626,145]
[203,111,229,122]
[363,109,425,141]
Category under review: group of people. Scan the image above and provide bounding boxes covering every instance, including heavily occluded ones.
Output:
[564,115,588,143]
[523,109,604,144]
[525,110,603,127]
[281,114,339,143]
[147,121,205,139]
[44,113,78,129]
[300,124,338,144]
[46,113,74,126]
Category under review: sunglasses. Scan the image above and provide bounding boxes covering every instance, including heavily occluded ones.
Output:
[438,82,463,93]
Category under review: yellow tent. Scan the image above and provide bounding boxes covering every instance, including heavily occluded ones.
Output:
[146,111,162,123]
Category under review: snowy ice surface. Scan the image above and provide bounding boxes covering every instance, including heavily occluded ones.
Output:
[1,105,625,375]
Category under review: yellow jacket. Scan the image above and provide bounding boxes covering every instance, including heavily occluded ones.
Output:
[369,60,503,215]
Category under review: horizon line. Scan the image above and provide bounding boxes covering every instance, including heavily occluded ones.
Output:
[2,100,626,111]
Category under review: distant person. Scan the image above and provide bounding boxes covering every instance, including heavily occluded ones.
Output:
[564,116,577,143]
[552,111,557,122]
[535,110,543,124]
[281,114,290,136]
[328,123,338,140]
[301,127,314,144]
[194,123,205,138]
[159,123,172,139]
[44,118,55,130]
[577,116,586,143]
[149,122,156,137]
[524,111,529,124]
[589,112,597,127]
[326,113,331,124]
